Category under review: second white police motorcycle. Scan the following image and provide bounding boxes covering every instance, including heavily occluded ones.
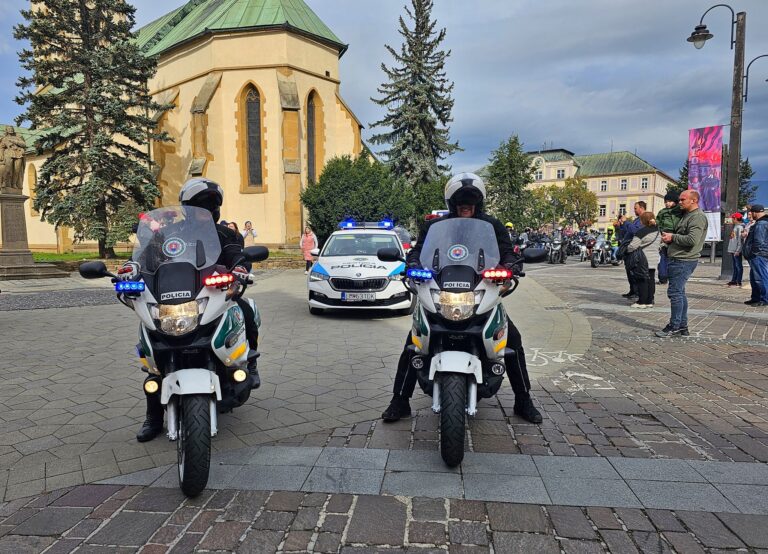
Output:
[378,217,542,466]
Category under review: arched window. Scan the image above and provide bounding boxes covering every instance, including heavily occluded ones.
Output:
[307,93,317,184]
[245,87,263,187]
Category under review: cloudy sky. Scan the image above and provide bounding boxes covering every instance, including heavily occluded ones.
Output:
[1,0,767,202]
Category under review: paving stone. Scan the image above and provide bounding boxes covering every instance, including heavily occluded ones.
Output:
[383,471,463,499]
[714,483,768,514]
[12,507,92,536]
[662,532,706,554]
[252,510,294,531]
[300,492,327,507]
[89,498,124,519]
[631,531,674,553]
[125,487,186,512]
[265,491,305,512]
[321,513,348,534]
[460,453,538,475]
[608,458,705,483]
[599,529,640,553]
[534,455,620,479]
[548,506,597,540]
[245,446,323,467]
[51,485,120,508]
[447,546,490,554]
[168,531,203,553]
[88,512,168,547]
[486,503,550,533]
[559,539,607,554]
[412,498,446,521]
[627,481,737,512]
[303,467,383,495]
[448,521,488,545]
[645,509,685,532]
[346,495,406,546]
[0,535,56,554]
[44,538,84,554]
[314,532,342,553]
[206,489,237,509]
[492,531,559,553]
[237,529,284,554]
[149,524,183,545]
[230,465,310,491]
[290,506,321,531]
[614,508,654,531]
[715,513,768,548]
[282,530,313,551]
[449,500,485,521]
[544,477,641,508]
[67,518,102,539]
[326,494,353,513]
[688,460,768,485]
[464,474,550,504]
[315,447,389,470]
[676,511,745,548]
[223,491,268,521]
[198,521,249,551]
[187,509,218,533]
[409,521,446,544]
[166,506,199,526]
[585,507,622,530]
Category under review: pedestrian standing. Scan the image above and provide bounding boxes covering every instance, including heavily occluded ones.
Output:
[742,204,768,306]
[628,211,661,308]
[656,190,708,337]
[726,213,745,287]
[620,202,646,299]
[242,221,258,247]
[655,191,682,284]
[300,226,318,274]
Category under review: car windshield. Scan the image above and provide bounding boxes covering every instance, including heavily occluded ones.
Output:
[419,218,500,271]
[323,233,402,257]
[133,206,222,274]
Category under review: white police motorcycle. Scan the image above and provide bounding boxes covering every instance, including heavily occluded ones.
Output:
[379,217,542,466]
[79,206,268,496]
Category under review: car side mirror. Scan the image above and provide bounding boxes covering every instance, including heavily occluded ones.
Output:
[310,248,320,257]
[523,247,549,264]
[79,261,113,279]
[378,247,405,263]
[244,246,269,263]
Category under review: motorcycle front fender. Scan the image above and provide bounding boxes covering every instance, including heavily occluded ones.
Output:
[428,351,483,384]
[161,368,222,405]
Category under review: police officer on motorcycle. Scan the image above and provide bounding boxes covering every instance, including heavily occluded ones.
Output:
[123,178,262,442]
[381,173,543,424]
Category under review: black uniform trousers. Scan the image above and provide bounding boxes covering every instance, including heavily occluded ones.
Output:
[392,317,532,400]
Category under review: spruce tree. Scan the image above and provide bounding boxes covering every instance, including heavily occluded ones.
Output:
[370,0,460,187]
[15,0,169,257]
[738,157,757,208]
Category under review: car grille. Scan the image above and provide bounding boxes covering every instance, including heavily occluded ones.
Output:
[331,278,387,291]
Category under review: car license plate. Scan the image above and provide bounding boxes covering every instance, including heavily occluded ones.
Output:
[342,292,376,302]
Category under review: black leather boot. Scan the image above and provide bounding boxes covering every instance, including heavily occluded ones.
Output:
[514,394,543,424]
[381,397,411,422]
[247,351,261,390]
[136,382,164,442]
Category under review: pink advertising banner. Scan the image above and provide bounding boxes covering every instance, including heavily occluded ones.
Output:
[688,126,723,241]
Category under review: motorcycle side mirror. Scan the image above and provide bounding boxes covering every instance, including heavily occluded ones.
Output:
[523,248,549,264]
[79,261,114,279]
[377,247,404,263]
[310,248,320,257]
[243,246,269,263]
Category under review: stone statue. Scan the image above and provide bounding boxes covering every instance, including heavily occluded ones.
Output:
[0,126,27,192]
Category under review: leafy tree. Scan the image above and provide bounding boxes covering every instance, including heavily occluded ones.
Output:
[369,0,460,186]
[552,177,598,227]
[413,177,446,219]
[739,157,757,208]
[484,134,535,227]
[15,0,169,257]
[301,156,415,244]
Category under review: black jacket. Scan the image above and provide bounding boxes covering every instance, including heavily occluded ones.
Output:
[407,212,521,270]
[217,224,248,269]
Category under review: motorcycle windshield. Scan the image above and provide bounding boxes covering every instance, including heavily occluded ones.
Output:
[133,206,222,274]
[419,218,500,272]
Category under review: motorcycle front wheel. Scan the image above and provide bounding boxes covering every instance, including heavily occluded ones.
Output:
[177,394,211,497]
[439,374,467,467]
[590,253,599,268]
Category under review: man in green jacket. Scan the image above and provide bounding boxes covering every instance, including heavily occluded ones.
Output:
[656,190,708,337]
[655,191,683,284]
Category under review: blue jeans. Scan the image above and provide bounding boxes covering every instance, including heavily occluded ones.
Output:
[750,256,768,302]
[731,254,743,284]
[749,260,764,302]
[667,259,698,329]
[658,248,669,281]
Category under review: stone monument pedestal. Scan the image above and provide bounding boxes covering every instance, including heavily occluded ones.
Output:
[0,192,68,280]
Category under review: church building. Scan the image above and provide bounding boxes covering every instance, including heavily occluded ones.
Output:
[13,0,363,251]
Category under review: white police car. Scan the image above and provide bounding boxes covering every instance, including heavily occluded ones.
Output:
[308,220,414,315]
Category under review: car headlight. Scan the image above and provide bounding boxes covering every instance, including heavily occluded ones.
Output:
[310,271,330,282]
[150,300,204,336]
[434,291,476,321]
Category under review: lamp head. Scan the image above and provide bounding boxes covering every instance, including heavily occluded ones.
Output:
[687,24,713,49]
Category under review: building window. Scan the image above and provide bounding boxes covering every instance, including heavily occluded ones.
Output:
[535,170,543,181]
[600,180,607,192]
[619,203,627,216]
[620,179,627,191]
[245,87,263,187]
[557,169,565,179]
[641,177,648,190]
[307,93,317,184]
[599,205,606,217]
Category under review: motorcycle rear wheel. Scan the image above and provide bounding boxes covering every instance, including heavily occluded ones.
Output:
[439,374,467,467]
[177,394,211,497]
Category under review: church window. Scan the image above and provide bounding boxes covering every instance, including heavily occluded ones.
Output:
[245,87,263,187]
[307,93,317,184]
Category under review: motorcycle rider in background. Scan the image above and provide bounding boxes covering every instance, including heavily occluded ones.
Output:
[607,228,619,261]
[121,178,262,442]
[381,173,543,424]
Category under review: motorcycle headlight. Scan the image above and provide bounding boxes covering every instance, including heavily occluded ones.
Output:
[310,271,330,282]
[150,300,201,336]
[434,291,476,321]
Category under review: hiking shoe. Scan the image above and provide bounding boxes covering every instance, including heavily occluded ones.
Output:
[381,398,411,422]
[621,292,636,298]
[745,299,761,305]
[656,326,688,338]
[514,395,543,424]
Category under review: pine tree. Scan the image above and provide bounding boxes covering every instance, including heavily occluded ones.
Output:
[369,0,460,187]
[15,0,169,258]
[739,157,757,208]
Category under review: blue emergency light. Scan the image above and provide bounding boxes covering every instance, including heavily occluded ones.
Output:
[338,219,396,230]
[115,281,145,293]
[407,268,433,280]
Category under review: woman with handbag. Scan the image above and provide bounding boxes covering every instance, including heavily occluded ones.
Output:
[627,212,662,308]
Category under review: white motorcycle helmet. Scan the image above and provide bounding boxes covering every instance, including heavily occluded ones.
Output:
[444,173,487,213]
[179,178,224,222]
